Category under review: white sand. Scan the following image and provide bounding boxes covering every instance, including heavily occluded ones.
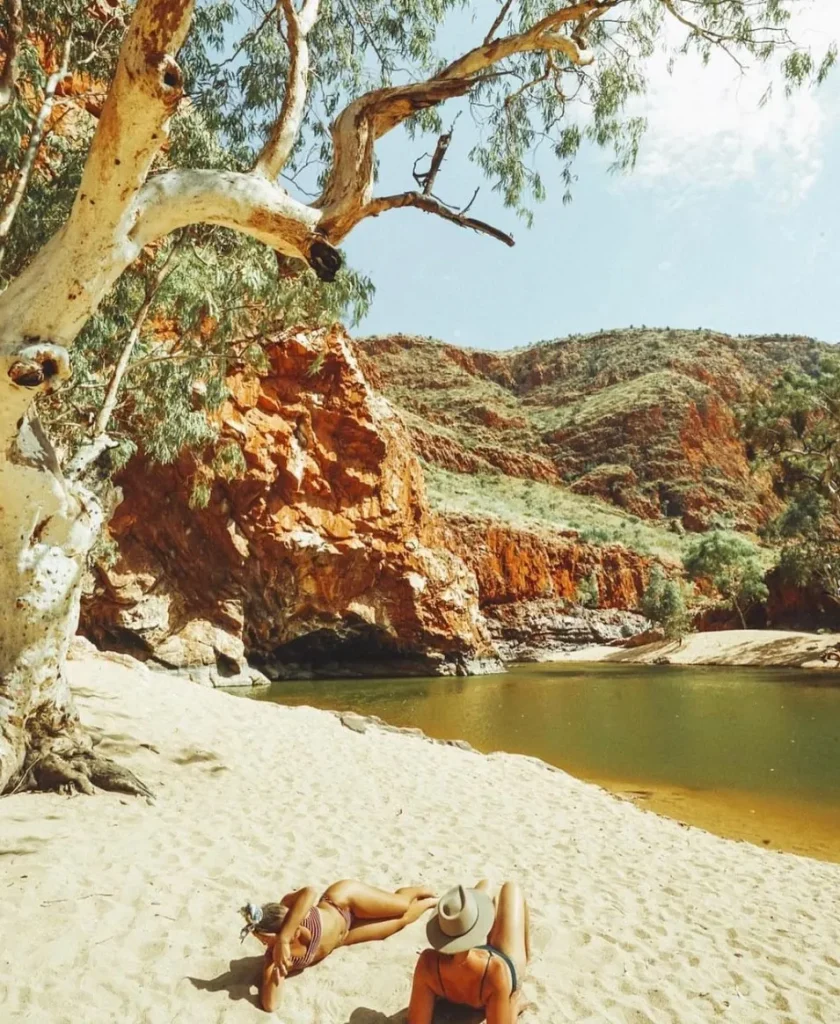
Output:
[1,649,839,1024]
[560,629,840,670]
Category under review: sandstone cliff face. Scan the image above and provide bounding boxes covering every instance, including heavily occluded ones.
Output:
[81,328,496,679]
[438,513,651,662]
[440,514,650,610]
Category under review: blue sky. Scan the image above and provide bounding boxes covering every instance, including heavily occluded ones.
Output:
[338,4,840,350]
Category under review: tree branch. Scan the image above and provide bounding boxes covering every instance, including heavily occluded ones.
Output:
[63,0,194,255]
[130,168,340,278]
[363,192,515,246]
[317,0,603,239]
[0,0,23,110]
[484,0,516,46]
[132,168,317,251]
[0,32,73,267]
[254,0,322,180]
[413,122,457,195]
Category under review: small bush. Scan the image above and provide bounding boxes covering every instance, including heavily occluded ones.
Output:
[641,566,692,639]
[576,571,600,608]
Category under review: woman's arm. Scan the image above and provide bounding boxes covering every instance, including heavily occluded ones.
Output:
[407,951,436,1024]
[260,950,287,1012]
[485,979,525,1024]
[485,990,517,1024]
[275,886,320,973]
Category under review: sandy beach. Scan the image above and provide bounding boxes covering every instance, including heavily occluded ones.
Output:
[1,647,839,1024]
[557,629,840,670]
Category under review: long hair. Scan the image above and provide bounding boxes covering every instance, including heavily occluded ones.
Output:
[239,902,289,941]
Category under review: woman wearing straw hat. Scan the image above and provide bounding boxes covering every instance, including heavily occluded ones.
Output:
[408,880,530,1023]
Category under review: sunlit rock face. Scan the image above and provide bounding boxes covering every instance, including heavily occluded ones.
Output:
[81,327,498,681]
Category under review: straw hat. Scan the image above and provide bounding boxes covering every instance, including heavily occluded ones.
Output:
[426,885,495,954]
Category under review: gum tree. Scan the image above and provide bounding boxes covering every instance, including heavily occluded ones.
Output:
[0,0,834,796]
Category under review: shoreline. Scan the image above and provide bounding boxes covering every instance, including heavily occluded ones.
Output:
[266,700,840,868]
[335,711,840,865]
[547,627,840,669]
[2,651,840,1022]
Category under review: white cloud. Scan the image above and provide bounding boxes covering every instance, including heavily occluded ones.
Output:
[623,0,840,203]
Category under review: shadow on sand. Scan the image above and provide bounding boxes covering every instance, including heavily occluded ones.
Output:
[187,954,264,1008]
[345,1005,484,1024]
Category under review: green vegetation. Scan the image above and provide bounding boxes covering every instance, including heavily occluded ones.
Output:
[641,567,693,640]
[743,357,840,609]
[423,464,687,562]
[576,572,600,609]
[684,531,769,629]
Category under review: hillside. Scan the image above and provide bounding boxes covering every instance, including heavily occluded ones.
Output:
[357,328,829,534]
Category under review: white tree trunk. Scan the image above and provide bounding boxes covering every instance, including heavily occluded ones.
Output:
[0,401,150,796]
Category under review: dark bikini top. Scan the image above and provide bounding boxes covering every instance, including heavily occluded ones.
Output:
[435,944,518,1003]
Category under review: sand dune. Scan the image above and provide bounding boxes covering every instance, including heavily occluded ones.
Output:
[1,648,839,1023]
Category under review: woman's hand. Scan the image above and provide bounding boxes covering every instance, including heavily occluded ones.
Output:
[402,896,438,925]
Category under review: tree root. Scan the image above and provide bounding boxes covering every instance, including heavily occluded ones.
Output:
[26,749,154,802]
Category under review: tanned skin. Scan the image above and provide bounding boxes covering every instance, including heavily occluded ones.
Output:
[251,879,436,1012]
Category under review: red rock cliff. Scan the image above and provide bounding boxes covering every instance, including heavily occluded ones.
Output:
[81,327,495,679]
[440,514,651,610]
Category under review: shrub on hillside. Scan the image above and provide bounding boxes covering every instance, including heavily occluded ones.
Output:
[641,567,693,640]
[576,572,600,609]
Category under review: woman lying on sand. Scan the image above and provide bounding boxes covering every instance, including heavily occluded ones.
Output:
[240,879,437,1012]
[408,880,530,1024]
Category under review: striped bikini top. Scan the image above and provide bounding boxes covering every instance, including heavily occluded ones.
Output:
[290,907,322,971]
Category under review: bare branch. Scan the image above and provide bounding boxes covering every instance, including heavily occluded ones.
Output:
[485,0,516,46]
[0,32,73,267]
[254,0,322,180]
[98,246,179,435]
[363,192,515,246]
[0,0,24,110]
[413,118,458,195]
[317,1,604,241]
[66,240,183,480]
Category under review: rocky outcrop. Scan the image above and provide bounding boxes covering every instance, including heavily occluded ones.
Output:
[81,327,498,681]
[440,514,651,610]
[437,513,652,661]
[485,602,648,662]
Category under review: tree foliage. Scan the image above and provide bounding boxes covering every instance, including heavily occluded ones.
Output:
[742,356,840,606]
[641,565,691,639]
[683,530,768,628]
[576,570,600,608]
[0,0,374,484]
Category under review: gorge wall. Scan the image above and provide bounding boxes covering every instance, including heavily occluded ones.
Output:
[357,329,826,531]
[81,328,497,680]
[80,326,826,678]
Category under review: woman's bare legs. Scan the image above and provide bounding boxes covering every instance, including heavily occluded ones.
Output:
[323,880,436,947]
[324,879,435,920]
[486,881,530,977]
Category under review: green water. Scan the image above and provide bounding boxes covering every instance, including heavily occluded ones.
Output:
[243,661,840,805]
